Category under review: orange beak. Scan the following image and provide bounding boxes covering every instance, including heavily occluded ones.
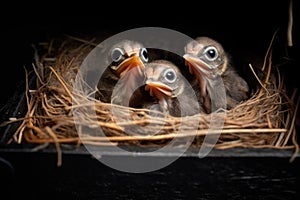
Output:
[145,80,173,98]
[183,54,210,96]
[183,54,211,75]
[113,54,145,78]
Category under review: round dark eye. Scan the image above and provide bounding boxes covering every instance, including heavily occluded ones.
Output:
[204,46,218,61]
[140,48,148,62]
[111,48,124,62]
[163,68,177,83]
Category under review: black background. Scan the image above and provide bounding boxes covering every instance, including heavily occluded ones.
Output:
[1,0,299,108]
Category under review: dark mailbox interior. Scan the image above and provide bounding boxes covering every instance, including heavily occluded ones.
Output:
[1,1,300,199]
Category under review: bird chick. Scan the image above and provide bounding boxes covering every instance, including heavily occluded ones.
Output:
[144,59,203,117]
[97,40,149,106]
[183,36,249,113]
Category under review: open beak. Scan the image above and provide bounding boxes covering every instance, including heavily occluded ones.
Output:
[183,54,211,75]
[183,54,210,96]
[113,54,145,77]
[145,80,173,98]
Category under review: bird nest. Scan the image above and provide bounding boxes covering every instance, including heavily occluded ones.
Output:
[3,34,299,164]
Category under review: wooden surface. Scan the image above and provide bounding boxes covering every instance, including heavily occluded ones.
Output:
[1,148,299,200]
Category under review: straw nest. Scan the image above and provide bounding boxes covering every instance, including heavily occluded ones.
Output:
[2,32,299,165]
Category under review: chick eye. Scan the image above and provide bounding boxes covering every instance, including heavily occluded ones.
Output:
[163,68,177,83]
[203,46,218,61]
[111,48,124,62]
[140,48,149,62]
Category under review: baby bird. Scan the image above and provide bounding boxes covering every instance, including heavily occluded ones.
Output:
[143,59,203,117]
[97,40,149,106]
[183,37,249,113]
